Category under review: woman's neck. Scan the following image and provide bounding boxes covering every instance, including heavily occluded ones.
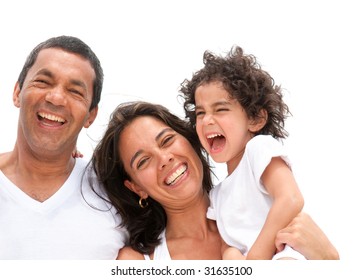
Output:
[165,192,215,238]
[163,191,222,259]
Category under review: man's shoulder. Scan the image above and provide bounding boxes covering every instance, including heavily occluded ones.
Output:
[73,158,98,183]
[74,158,101,189]
[75,157,91,169]
[74,157,96,176]
[0,152,11,170]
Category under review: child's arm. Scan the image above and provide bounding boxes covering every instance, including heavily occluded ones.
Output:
[246,156,304,260]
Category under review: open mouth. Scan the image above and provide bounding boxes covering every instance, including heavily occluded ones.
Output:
[165,164,187,186]
[38,112,66,127]
[207,133,226,152]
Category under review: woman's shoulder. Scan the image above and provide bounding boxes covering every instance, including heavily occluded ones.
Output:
[116,246,145,260]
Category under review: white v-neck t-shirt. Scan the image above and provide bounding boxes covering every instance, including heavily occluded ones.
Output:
[0,158,126,259]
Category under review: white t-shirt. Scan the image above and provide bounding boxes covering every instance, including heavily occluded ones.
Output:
[0,158,126,259]
[207,135,304,259]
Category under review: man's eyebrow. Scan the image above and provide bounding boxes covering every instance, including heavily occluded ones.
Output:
[35,69,87,89]
[69,78,87,89]
[35,69,53,78]
[129,127,173,168]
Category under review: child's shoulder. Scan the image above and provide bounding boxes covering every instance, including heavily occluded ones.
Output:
[246,135,284,161]
[247,135,278,148]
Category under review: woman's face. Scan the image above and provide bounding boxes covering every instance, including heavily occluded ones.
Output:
[119,116,204,211]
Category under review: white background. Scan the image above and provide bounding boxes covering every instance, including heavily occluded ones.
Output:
[0,0,361,262]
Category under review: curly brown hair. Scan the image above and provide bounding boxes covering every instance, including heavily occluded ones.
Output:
[179,46,290,139]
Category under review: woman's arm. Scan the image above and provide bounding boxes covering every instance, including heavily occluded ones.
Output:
[275,212,340,260]
[116,246,145,260]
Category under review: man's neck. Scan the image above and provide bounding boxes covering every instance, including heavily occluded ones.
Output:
[0,144,76,202]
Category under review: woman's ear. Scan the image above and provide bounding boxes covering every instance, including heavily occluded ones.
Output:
[124,179,148,199]
[249,109,268,133]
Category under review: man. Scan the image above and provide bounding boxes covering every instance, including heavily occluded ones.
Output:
[0,36,126,259]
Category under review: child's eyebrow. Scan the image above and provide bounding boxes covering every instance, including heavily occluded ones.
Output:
[195,100,231,110]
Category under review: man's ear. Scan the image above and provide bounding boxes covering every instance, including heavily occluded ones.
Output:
[124,179,148,199]
[84,106,98,128]
[249,109,268,133]
[13,82,21,108]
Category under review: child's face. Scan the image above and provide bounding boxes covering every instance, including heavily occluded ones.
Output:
[194,81,254,173]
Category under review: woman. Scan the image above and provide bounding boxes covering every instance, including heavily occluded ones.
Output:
[91,101,339,260]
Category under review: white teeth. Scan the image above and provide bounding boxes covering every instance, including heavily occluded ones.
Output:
[207,133,221,139]
[38,112,65,123]
[166,164,187,185]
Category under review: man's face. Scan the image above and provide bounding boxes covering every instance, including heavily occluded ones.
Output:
[13,48,98,157]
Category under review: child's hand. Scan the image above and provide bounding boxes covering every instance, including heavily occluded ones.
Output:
[72,148,83,158]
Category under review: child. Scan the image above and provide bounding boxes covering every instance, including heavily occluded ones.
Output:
[179,46,304,260]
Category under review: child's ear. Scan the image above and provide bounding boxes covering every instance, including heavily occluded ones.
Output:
[249,109,268,133]
[124,179,148,199]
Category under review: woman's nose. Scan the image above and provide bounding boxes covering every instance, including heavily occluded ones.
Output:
[159,153,174,170]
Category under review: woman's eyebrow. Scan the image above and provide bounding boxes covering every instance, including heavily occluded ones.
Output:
[129,128,173,168]
[155,128,173,142]
[130,150,144,168]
